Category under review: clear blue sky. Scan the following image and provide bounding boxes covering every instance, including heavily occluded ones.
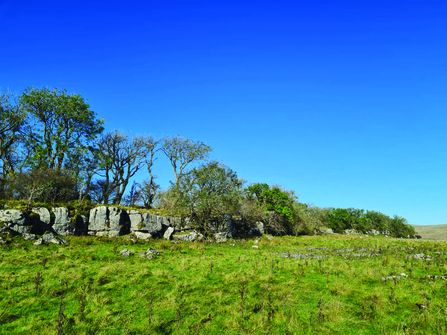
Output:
[1,0,446,225]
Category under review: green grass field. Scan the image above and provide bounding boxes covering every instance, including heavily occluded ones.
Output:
[1,234,447,334]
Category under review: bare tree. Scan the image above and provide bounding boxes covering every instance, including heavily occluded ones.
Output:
[161,135,212,188]
[96,131,153,205]
[139,136,160,208]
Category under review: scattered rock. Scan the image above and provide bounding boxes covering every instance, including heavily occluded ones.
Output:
[381,275,406,283]
[146,248,160,256]
[22,233,37,240]
[265,235,273,240]
[413,253,433,261]
[427,274,447,280]
[41,232,68,245]
[33,239,44,246]
[120,249,131,257]
[139,248,160,259]
[252,245,258,249]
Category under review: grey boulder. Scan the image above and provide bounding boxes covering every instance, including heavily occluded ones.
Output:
[42,232,69,245]
[163,227,174,240]
[134,231,152,241]
[173,231,203,242]
[120,249,132,257]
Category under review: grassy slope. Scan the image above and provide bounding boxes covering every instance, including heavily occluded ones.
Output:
[0,234,447,334]
[412,224,447,240]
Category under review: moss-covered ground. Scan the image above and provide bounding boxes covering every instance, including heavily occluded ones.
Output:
[1,234,446,334]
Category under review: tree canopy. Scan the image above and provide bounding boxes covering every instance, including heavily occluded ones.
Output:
[20,87,104,170]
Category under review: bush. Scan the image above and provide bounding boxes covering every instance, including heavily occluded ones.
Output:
[11,169,77,206]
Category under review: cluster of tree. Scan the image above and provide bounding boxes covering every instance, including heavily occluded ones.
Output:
[0,87,211,210]
[326,208,415,238]
[0,87,415,238]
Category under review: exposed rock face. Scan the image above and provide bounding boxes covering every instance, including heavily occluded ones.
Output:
[128,211,171,237]
[75,215,88,236]
[214,232,229,243]
[315,228,334,235]
[0,209,30,235]
[234,218,264,236]
[31,207,53,234]
[128,210,143,232]
[52,207,72,236]
[206,215,236,241]
[173,231,203,242]
[88,207,130,237]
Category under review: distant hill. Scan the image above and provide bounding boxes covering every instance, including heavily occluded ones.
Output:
[411,224,447,240]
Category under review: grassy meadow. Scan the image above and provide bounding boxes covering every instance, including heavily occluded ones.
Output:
[412,225,447,241]
[1,234,447,334]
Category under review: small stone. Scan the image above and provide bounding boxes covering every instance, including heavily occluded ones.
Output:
[33,238,44,246]
[23,233,37,240]
[146,254,154,260]
[252,245,258,249]
[146,248,160,255]
[120,249,131,257]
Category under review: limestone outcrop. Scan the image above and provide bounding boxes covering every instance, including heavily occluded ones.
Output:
[0,209,30,235]
[88,206,130,237]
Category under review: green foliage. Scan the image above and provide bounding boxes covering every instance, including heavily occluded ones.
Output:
[0,90,27,196]
[246,183,297,223]
[12,169,77,206]
[327,208,415,237]
[173,161,243,227]
[20,87,104,170]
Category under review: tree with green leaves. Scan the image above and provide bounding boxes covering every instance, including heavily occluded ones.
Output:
[20,87,104,171]
[172,161,243,225]
[0,89,27,176]
[245,183,301,234]
[246,183,297,222]
[161,135,212,188]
